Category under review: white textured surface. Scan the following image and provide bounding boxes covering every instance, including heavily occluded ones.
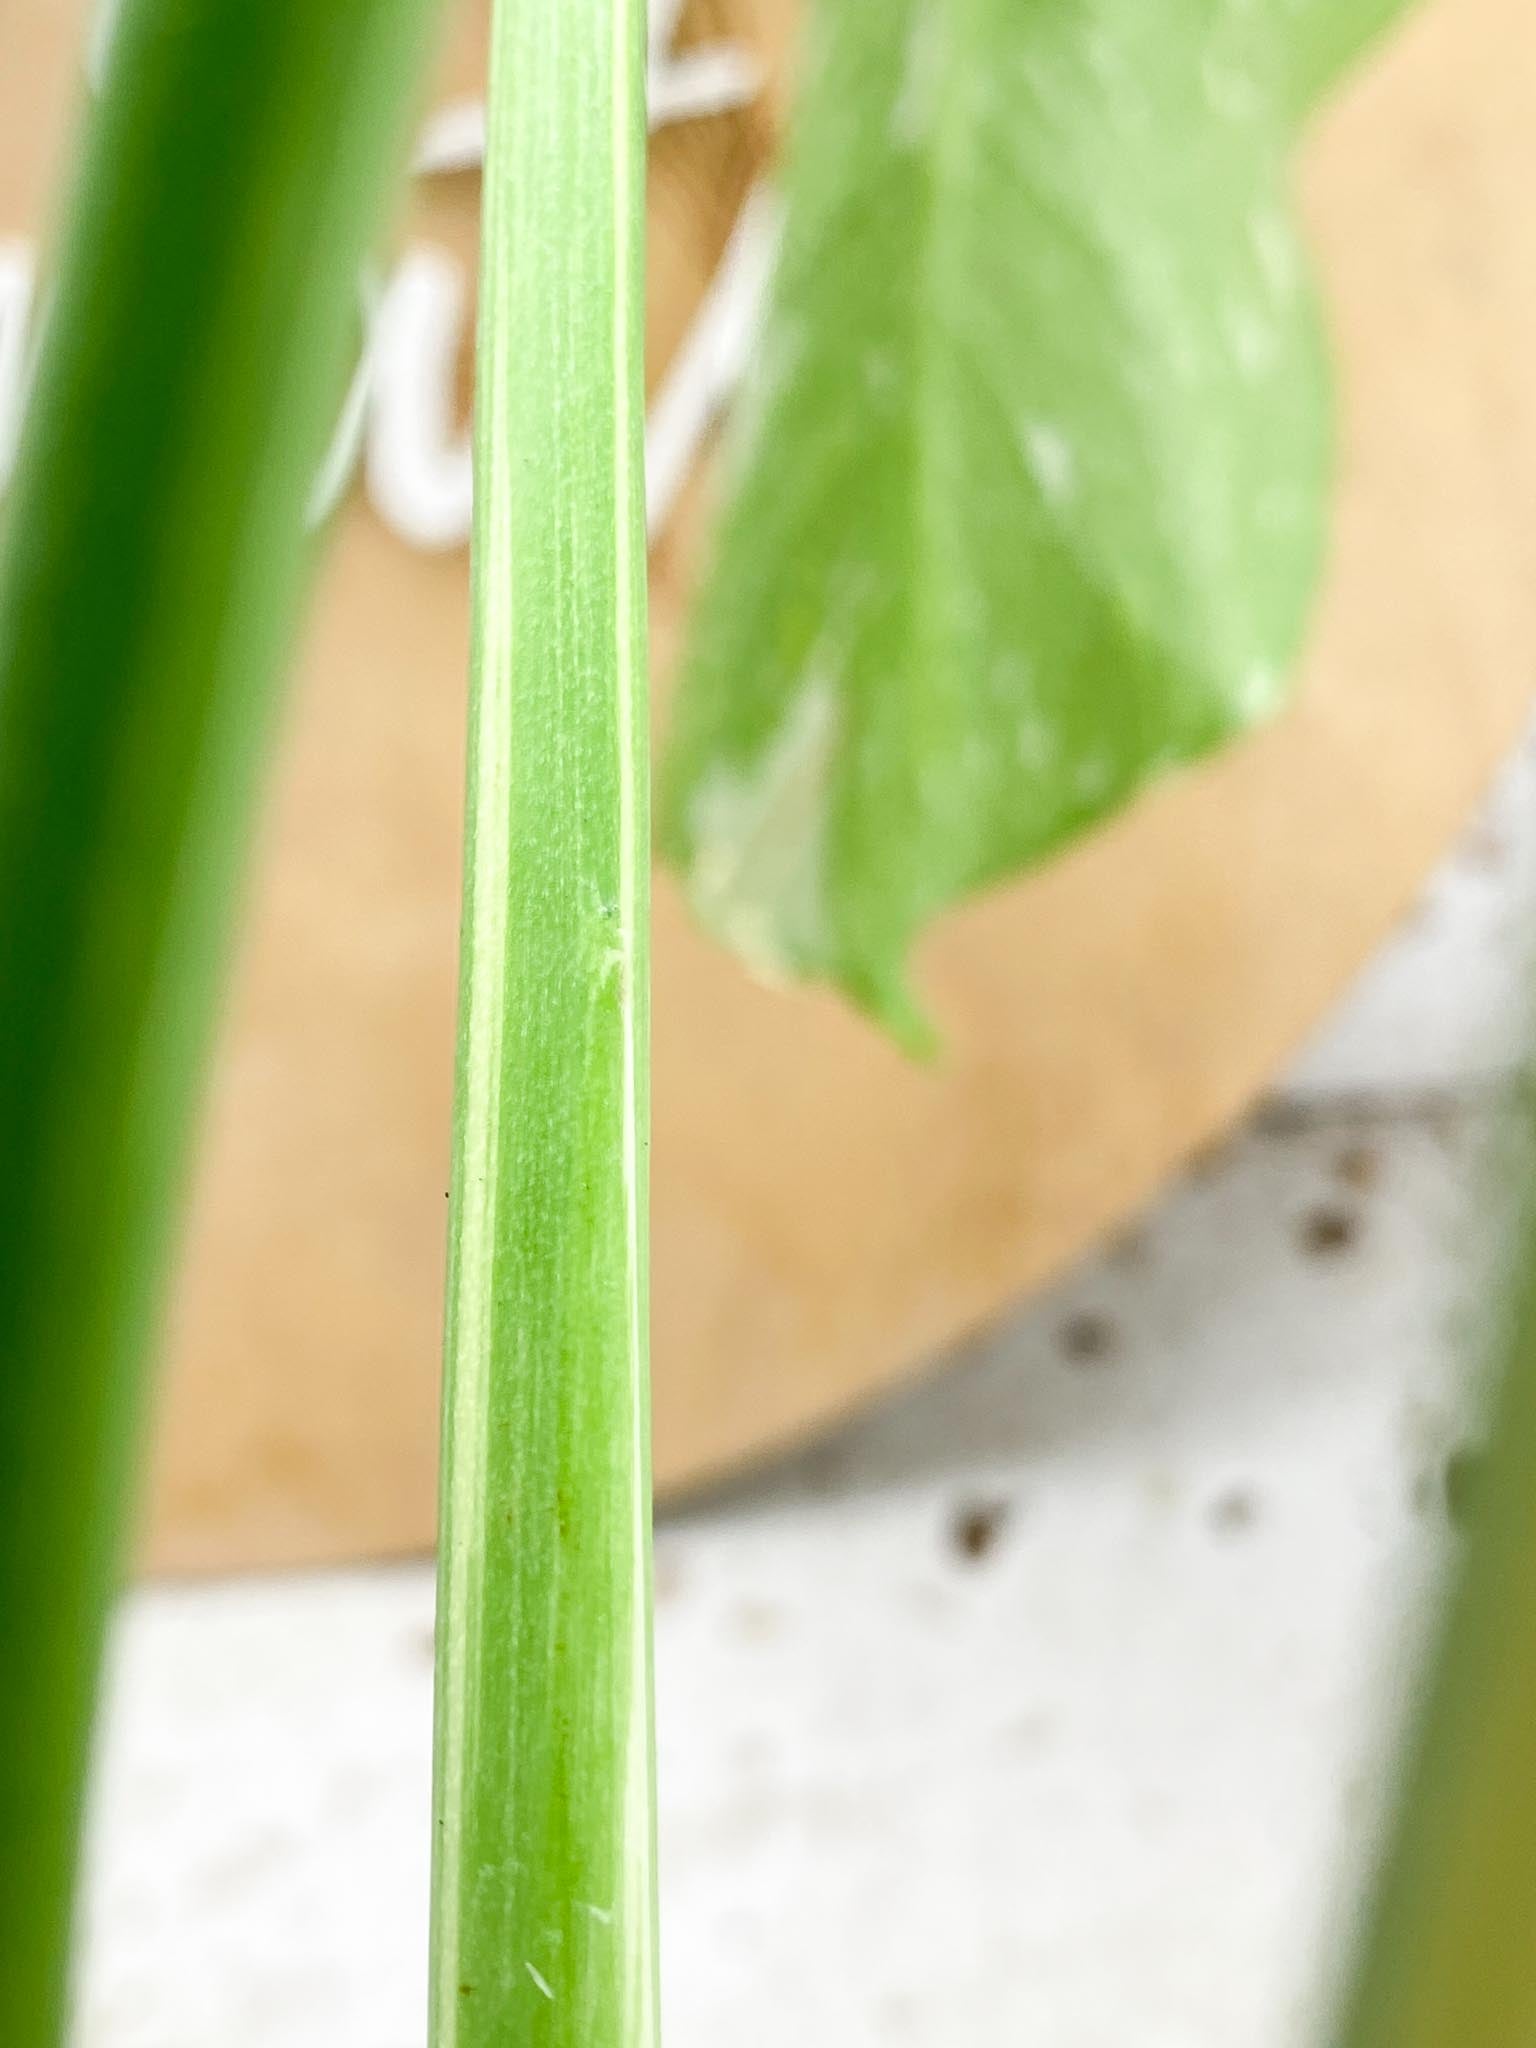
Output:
[81,740,1535,2045]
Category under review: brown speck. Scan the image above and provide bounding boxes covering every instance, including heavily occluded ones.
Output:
[1333,1144,1379,1195]
[1300,1205,1358,1257]
[951,1499,1010,1563]
[1059,1311,1117,1366]
[459,1984,474,1999]
[1207,1487,1260,1537]
[1188,1136,1234,1182]
[1107,1223,1152,1270]
[1444,1444,1486,1530]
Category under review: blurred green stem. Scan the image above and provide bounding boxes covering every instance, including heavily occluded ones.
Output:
[1330,1128,1536,2048]
[0,3,438,2037]
[429,0,657,2044]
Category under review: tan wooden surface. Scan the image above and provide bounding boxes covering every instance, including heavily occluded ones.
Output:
[2,0,1532,1574]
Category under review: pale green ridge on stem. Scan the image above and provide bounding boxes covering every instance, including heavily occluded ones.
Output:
[0,2,441,2041]
[429,0,656,2041]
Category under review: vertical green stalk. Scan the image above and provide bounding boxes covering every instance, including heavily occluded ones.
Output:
[1329,1129,1536,2048]
[429,1,656,2045]
[0,4,438,2040]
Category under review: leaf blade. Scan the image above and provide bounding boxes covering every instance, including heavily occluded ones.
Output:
[662,0,1350,1034]
[0,3,440,2037]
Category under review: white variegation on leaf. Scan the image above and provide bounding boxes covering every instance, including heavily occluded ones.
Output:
[662,0,1420,1041]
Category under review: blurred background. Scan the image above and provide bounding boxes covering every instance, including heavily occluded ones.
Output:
[2,0,1532,2039]
[84,756,1534,2043]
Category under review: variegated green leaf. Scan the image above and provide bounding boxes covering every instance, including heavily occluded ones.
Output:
[662,0,1415,1040]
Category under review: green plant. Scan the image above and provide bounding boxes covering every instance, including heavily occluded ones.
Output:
[1328,1110,1536,2047]
[662,0,1420,1041]
[429,1,657,2043]
[0,2,439,2037]
[2,4,1533,2048]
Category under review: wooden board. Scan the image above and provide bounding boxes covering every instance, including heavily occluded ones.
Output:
[3,0,1533,1574]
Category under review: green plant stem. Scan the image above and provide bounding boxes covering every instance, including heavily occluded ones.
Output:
[428,1,656,2044]
[1330,1132,1536,2048]
[0,4,438,2037]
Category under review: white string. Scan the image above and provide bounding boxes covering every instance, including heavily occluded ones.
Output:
[308,270,384,529]
[363,247,475,552]
[648,45,760,130]
[644,187,779,537]
[23,0,772,550]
